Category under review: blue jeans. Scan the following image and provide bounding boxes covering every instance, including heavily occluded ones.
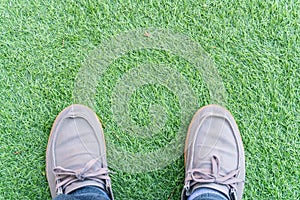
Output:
[53,186,227,200]
[53,186,110,200]
[188,188,228,200]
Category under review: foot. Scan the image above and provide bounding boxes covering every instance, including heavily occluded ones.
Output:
[182,105,245,200]
[46,104,114,199]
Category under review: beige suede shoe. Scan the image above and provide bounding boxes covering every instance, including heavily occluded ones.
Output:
[46,104,114,199]
[182,105,245,200]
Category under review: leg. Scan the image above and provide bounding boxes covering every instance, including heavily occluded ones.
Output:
[181,105,245,200]
[46,104,114,200]
[53,186,110,200]
[187,188,228,200]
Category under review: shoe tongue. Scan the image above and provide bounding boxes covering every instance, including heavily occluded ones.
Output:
[64,180,106,194]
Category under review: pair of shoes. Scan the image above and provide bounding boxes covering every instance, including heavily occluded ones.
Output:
[46,104,245,200]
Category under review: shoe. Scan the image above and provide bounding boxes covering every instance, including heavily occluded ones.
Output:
[46,104,114,199]
[181,105,245,200]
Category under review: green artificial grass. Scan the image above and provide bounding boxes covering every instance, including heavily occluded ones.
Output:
[0,0,299,199]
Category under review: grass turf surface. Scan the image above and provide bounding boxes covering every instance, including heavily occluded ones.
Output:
[0,0,299,199]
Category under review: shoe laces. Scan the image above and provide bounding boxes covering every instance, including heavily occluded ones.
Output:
[184,155,243,200]
[53,158,112,195]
